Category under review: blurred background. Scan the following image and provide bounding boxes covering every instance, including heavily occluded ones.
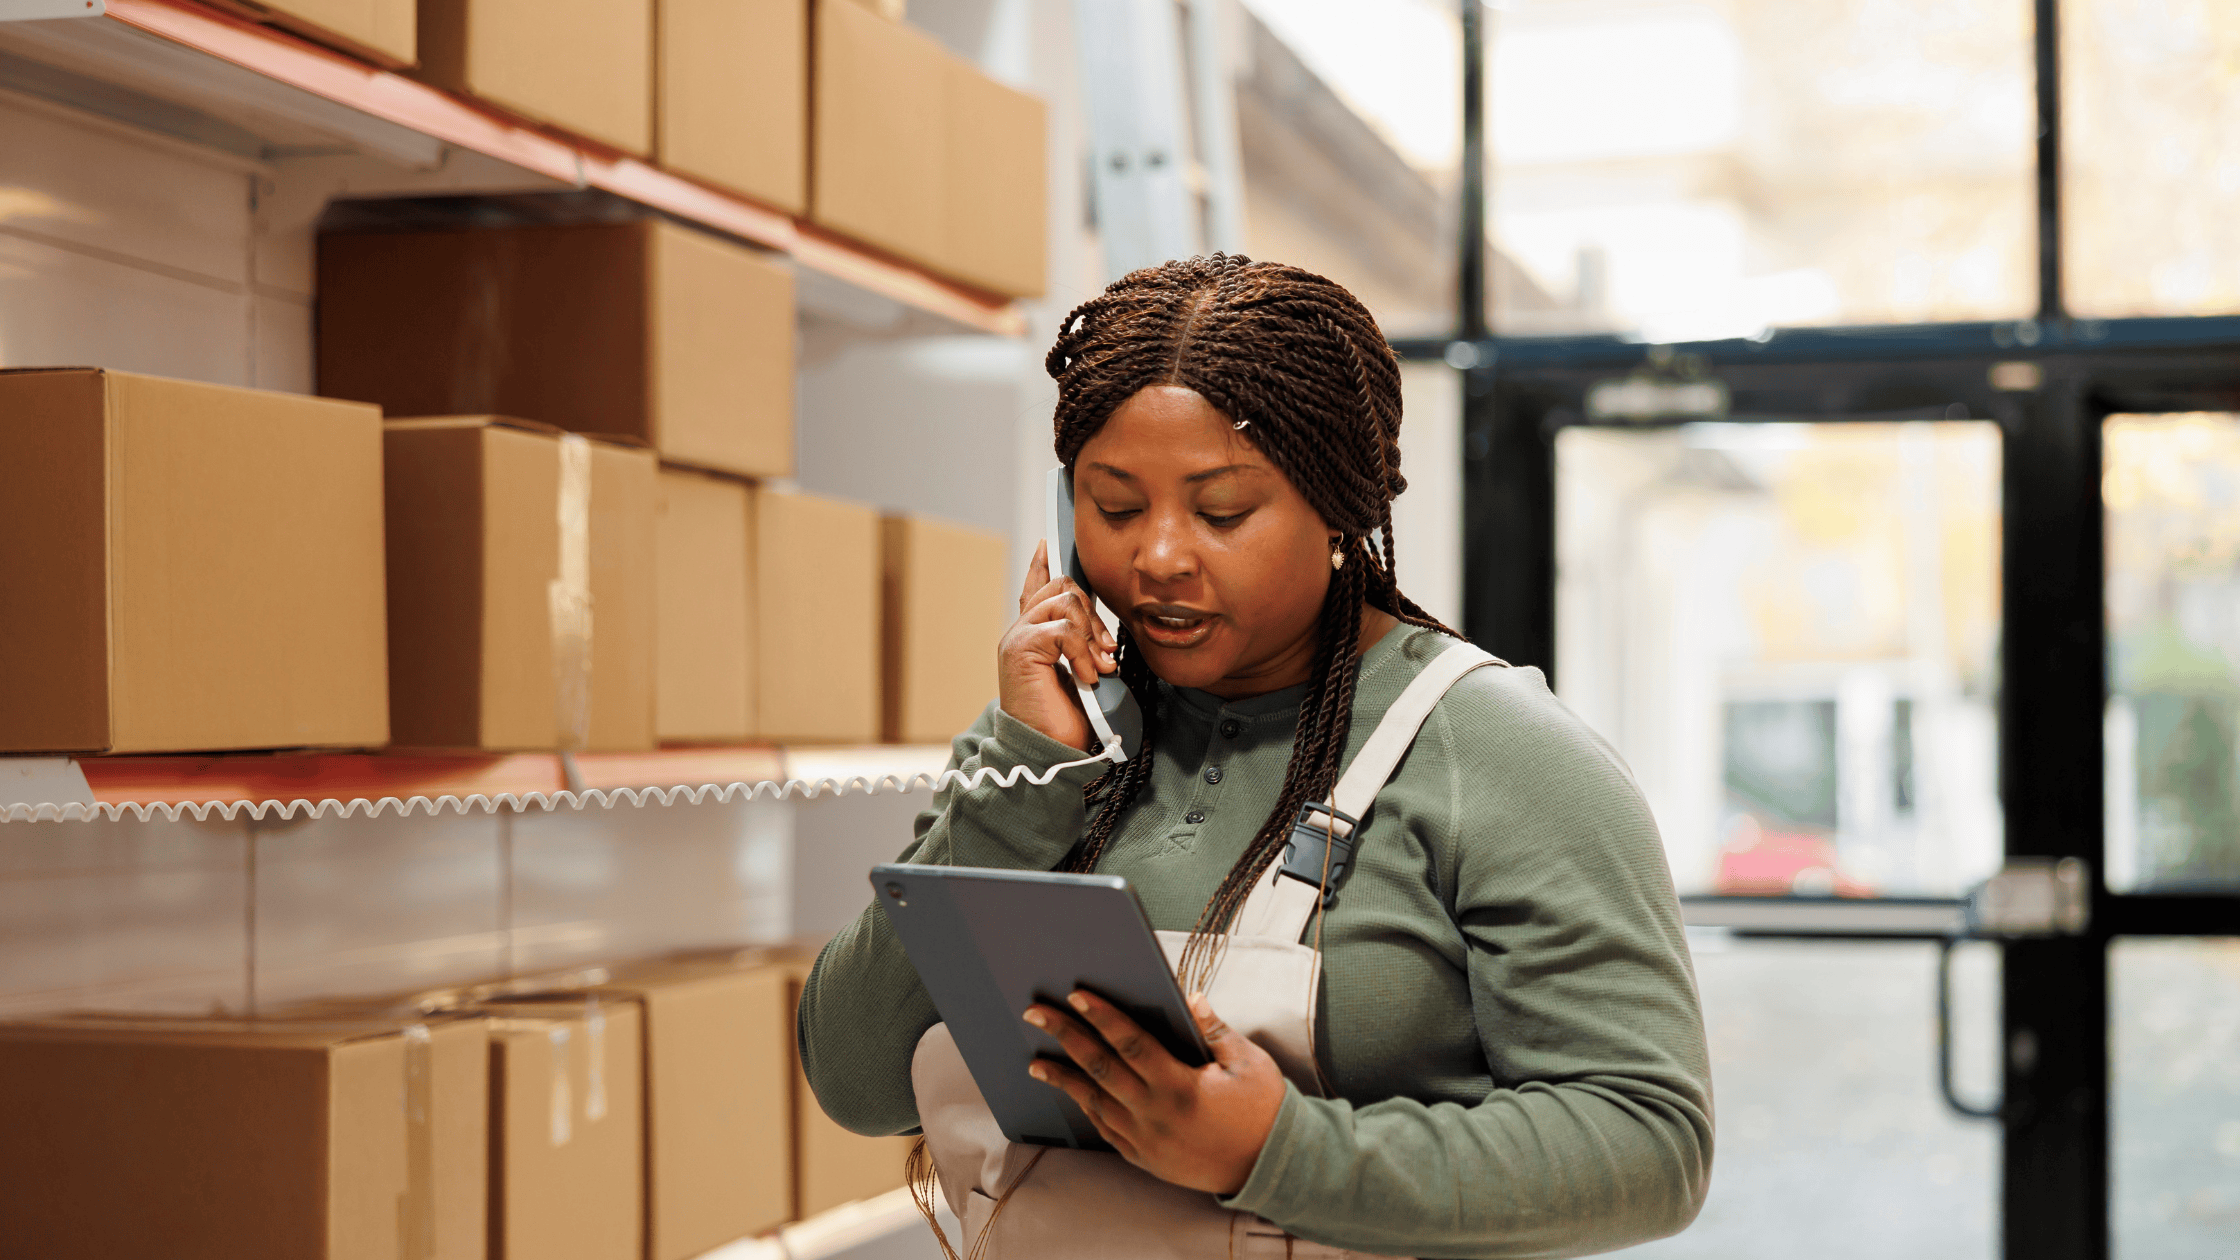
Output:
[3,1,2238,1257]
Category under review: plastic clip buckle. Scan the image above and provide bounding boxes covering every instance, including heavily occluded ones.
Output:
[1278,801,1359,908]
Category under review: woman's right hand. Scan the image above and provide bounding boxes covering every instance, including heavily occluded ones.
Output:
[998,540,1118,752]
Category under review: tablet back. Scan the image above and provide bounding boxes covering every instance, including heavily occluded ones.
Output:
[871,863,1208,1150]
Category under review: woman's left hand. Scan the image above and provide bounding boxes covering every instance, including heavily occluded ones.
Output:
[1024,989,1287,1196]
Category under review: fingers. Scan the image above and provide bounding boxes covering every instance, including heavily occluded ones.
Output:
[1064,990,1191,1092]
[1023,589,1116,684]
[1189,992,1249,1069]
[1028,1059,1141,1160]
[1024,1002,1149,1108]
[1021,540,1051,613]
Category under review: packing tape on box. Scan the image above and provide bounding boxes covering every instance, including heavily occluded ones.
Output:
[549,434,593,752]
[548,1025,574,1147]
[402,1023,436,1260]
[3,752,1119,823]
[583,996,607,1123]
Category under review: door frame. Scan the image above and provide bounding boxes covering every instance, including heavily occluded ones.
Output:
[1395,315,2240,1260]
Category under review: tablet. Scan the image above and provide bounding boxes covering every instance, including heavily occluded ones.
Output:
[871,863,1209,1150]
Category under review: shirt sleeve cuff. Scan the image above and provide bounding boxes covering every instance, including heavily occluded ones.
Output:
[985,704,1114,783]
[1216,1080,1314,1217]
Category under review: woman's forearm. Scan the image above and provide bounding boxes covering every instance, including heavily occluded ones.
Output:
[1226,1080,1711,1258]
[797,703,1110,1135]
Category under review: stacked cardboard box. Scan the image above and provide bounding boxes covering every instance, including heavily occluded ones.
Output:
[655,468,758,744]
[593,959,797,1258]
[882,514,1008,743]
[811,0,1047,297]
[0,368,390,755]
[318,219,795,481]
[384,418,658,751]
[482,997,647,1260]
[657,0,807,212]
[0,1016,489,1260]
[758,488,883,745]
[417,0,653,154]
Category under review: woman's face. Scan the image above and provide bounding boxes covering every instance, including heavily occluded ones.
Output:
[1072,385,1334,696]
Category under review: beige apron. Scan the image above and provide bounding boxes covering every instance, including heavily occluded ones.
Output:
[912,643,1502,1260]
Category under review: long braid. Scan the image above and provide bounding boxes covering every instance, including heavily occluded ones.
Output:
[1044,254,1461,981]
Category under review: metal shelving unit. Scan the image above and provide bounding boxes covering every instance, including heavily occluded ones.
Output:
[0,0,1024,336]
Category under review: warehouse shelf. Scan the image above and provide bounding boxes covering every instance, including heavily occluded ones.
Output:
[1,0,1025,335]
[694,1188,931,1260]
[0,744,961,821]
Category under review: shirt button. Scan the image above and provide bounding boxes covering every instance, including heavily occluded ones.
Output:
[1204,766,1224,784]
[1185,810,1206,824]
[1220,720,1242,738]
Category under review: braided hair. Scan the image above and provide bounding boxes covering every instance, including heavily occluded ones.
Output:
[1047,253,1460,989]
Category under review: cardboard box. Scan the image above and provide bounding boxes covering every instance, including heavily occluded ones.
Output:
[595,959,794,1258]
[384,418,656,751]
[810,0,947,268]
[941,60,1047,298]
[810,1,1045,297]
[657,0,807,213]
[319,219,794,480]
[0,367,388,755]
[840,0,903,17]
[0,1016,488,1260]
[206,0,416,67]
[484,998,646,1260]
[881,514,1006,743]
[757,489,880,744]
[783,962,914,1217]
[417,0,652,153]
[656,468,755,743]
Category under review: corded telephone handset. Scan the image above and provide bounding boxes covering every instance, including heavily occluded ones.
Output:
[1045,466,1130,764]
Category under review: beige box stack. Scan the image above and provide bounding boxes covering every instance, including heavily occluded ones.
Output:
[657,0,808,212]
[317,219,795,480]
[811,0,1047,297]
[0,1016,490,1260]
[0,368,389,755]
[594,959,797,1258]
[383,417,658,751]
[655,468,756,744]
[417,0,653,154]
[483,998,646,1260]
[758,488,883,745]
[882,514,1008,743]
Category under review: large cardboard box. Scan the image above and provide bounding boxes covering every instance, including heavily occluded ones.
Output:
[595,959,794,1258]
[0,1016,488,1260]
[941,59,1047,298]
[484,998,646,1260]
[657,0,807,213]
[757,489,880,744]
[882,514,1006,744]
[810,0,947,268]
[384,418,657,751]
[0,368,388,755]
[783,962,914,1217]
[319,220,794,479]
[206,0,416,67]
[656,469,755,743]
[810,1,1046,297]
[417,0,652,153]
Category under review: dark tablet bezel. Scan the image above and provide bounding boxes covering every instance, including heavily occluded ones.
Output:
[871,863,1210,1150]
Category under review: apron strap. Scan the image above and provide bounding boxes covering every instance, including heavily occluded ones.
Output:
[1231,640,1506,945]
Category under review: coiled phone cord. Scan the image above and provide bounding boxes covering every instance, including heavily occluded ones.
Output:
[0,744,1125,825]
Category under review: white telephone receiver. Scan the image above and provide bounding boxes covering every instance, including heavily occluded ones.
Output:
[1046,466,1129,763]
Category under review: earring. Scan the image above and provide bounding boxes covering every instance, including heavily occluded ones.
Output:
[1330,537,1346,571]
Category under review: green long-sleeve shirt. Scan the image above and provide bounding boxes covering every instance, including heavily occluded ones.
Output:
[799,625,1712,1258]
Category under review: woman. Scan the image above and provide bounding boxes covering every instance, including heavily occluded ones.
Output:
[800,256,1711,1259]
